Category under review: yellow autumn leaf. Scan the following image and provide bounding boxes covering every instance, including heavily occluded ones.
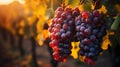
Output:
[79,3,92,11]
[69,0,80,9]
[71,42,80,59]
[115,4,120,13]
[36,33,44,46]
[79,56,85,62]
[101,30,110,50]
[43,30,49,40]
[98,5,107,14]
[64,0,69,6]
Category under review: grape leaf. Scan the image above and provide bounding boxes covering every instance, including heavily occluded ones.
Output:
[109,34,118,48]
[45,8,54,20]
[109,14,120,48]
[68,0,74,5]
[100,0,118,16]
[68,0,80,8]
[111,14,120,31]
[105,16,114,30]
[65,0,69,6]
[81,3,92,11]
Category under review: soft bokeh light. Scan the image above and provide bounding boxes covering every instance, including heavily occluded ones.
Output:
[0,0,14,5]
[0,0,25,5]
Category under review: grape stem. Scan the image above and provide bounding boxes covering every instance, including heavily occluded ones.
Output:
[79,0,85,5]
[93,0,100,10]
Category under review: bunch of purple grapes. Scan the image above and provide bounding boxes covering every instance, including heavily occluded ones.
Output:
[48,7,80,62]
[75,10,106,65]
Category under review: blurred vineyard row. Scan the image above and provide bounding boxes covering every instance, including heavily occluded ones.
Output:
[0,0,55,67]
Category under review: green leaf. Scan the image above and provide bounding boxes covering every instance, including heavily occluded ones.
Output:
[82,3,92,11]
[68,0,74,5]
[109,35,117,48]
[111,14,120,31]
[105,16,114,30]
[45,8,54,20]
[109,14,120,48]
[68,0,80,6]
[64,0,69,6]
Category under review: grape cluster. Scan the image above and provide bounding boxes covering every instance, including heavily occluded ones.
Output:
[48,7,80,62]
[75,10,106,65]
[48,6,106,64]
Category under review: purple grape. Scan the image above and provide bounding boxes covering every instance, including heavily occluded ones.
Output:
[90,48,95,52]
[58,48,64,53]
[68,20,74,26]
[60,29,65,33]
[84,46,89,51]
[85,18,92,23]
[79,51,84,56]
[90,35,96,41]
[61,33,67,40]
[88,52,95,57]
[84,29,91,36]
[80,26,85,32]
[92,29,98,35]
[49,7,78,61]
[66,31,71,37]
[92,10,99,17]
[76,26,81,32]
[82,38,91,45]
[75,10,106,64]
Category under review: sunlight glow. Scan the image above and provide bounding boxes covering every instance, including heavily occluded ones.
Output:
[0,0,25,5]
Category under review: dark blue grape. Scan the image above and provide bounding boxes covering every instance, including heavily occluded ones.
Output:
[84,46,89,51]
[80,23,86,26]
[58,48,64,53]
[63,20,68,24]
[64,49,71,54]
[84,53,89,57]
[68,20,74,26]
[92,29,98,35]
[93,17,99,25]
[90,35,96,41]
[80,26,85,32]
[60,29,65,33]
[64,44,70,48]
[79,50,84,56]
[59,43,64,47]
[76,26,81,32]
[67,15,72,20]
[89,43,94,48]
[75,10,106,64]
[75,20,81,26]
[66,31,71,37]
[90,48,95,52]
[97,32,103,38]
[79,43,84,48]
[95,51,99,56]
[88,52,95,57]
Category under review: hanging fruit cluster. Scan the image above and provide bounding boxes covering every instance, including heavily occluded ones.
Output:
[48,6,106,65]
[48,7,79,62]
[75,10,106,65]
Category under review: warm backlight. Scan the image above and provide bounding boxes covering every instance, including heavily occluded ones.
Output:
[0,0,25,5]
